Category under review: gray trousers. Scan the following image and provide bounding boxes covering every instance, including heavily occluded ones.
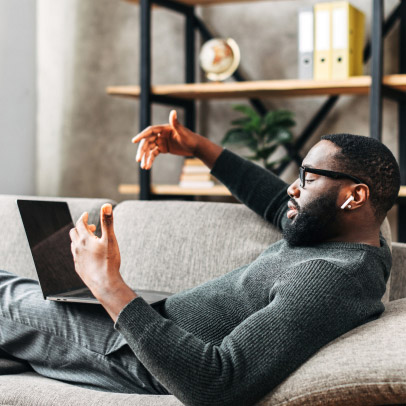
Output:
[0,269,169,395]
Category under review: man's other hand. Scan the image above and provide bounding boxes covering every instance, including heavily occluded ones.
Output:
[132,110,203,170]
[69,204,136,321]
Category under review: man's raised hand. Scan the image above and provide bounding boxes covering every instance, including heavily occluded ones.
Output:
[132,110,202,170]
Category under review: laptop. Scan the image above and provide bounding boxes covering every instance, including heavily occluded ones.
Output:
[17,199,172,305]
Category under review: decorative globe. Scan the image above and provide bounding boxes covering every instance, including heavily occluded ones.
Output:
[199,38,241,81]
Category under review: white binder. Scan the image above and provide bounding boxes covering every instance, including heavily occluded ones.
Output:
[314,2,332,80]
[298,7,314,80]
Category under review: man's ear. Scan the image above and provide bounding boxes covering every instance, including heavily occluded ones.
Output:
[345,184,370,210]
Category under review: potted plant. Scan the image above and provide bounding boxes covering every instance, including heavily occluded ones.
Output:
[221,104,295,172]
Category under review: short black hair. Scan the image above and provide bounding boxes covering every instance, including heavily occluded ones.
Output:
[321,133,400,222]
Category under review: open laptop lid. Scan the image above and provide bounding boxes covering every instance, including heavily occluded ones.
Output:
[17,200,88,298]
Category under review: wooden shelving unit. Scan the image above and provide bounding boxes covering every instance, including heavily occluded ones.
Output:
[108,75,406,100]
[111,0,406,239]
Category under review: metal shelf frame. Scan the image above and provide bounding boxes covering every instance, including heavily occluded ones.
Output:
[137,0,406,240]
[139,0,197,200]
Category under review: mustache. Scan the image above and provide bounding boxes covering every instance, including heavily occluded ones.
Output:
[289,198,300,210]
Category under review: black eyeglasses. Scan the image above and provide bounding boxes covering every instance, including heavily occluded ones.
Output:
[299,166,369,188]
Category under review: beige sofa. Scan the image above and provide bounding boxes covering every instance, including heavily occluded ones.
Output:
[0,195,405,405]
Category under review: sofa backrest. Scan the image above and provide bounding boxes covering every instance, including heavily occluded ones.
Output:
[113,200,393,304]
[114,200,282,293]
[0,195,394,303]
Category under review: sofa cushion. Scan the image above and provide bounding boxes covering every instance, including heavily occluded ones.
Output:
[1,298,405,405]
[0,195,116,281]
[257,297,406,405]
[0,373,183,406]
[114,201,392,301]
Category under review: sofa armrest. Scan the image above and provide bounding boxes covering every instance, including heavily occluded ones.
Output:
[258,297,406,405]
[389,242,406,301]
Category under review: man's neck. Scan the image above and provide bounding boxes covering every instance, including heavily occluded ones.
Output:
[325,227,382,247]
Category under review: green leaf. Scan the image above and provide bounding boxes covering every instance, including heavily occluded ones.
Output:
[232,104,261,121]
[221,128,258,150]
[243,154,259,161]
[265,128,293,144]
[242,115,262,134]
[231,117,251,126]
[265,110,295,129]
[276,130,293,143]
[256,144,279,160]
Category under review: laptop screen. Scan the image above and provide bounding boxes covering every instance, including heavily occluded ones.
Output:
[17,200,88,298]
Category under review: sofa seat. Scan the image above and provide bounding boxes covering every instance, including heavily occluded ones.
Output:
[1,297,406,406]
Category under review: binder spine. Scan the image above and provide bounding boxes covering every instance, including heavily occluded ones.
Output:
[314,3,332,80]
[298,7,314,80]
[331,1,365,80]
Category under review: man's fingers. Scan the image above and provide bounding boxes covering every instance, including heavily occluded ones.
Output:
[76,212,93,236]
[136,136,157,164]
[169,110,177,126]
[100,204,114,241]
[169,110,182,131]
[132,125,167,144]
[140,136,156,162]
[135,139,146,162]
[145,146,160,170]
[139,137,159,169]
[69,227,79,242]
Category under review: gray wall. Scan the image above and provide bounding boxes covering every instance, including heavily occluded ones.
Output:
[36,0,400,237]
[0,0,36,195]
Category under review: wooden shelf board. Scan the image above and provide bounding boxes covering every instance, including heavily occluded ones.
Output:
[119,184,231,196]
[120,184,406,198]
[107,75,406,100]
[124,0,271,6]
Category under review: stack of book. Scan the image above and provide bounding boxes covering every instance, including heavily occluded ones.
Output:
[179,158,215,189]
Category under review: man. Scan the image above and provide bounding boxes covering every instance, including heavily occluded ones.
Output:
[0,110,400,406]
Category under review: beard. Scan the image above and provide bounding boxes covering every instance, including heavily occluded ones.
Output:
[283,188,341,247]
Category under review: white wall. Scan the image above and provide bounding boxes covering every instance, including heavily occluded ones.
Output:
[0,0,36,195]
[36,0,78,196]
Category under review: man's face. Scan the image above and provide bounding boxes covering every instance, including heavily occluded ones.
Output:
[283,141,347,246]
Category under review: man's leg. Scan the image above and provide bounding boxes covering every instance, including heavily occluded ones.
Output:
[0,269,168,394]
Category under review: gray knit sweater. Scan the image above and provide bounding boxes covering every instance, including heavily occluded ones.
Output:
[115,149,391,406]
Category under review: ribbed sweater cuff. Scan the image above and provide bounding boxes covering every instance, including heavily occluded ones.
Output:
[115,296,162,345]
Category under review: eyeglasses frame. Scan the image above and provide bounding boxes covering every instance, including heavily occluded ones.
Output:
[299,166,369,189]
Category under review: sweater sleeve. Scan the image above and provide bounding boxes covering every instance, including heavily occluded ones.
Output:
[115,260,373,406]
[210,149,290,230]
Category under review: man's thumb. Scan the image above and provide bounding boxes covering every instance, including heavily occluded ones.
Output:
[170,110,181,130]
[101,204,114,238]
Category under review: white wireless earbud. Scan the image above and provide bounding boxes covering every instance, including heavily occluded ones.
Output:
[340,195,354,210]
